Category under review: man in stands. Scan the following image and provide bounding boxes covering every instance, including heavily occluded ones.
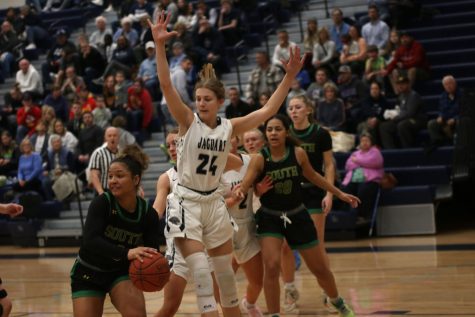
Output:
[382,31,430,93]
[272,29,298,69]
[15,59,43,98]
[88,127,119,195]
[379,75,426,149]
[329,7,350,53]
[337,65,368,132]
[88,15,112,55]
[137,41,159,101]
[225,87,253,119]
[362,4,389,55]
[427,75,461,148]
[41,28,77,85]
[78,111,104,168]
[244,50,283,107]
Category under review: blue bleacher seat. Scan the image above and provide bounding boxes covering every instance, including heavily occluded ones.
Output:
[379,185,435,206]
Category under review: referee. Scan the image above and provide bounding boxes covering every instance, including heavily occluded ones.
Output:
[89,127,119,195]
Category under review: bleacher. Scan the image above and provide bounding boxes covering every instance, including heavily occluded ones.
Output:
[0,0,473,246]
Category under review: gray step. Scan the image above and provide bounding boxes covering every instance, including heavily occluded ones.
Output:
[60,209,89,219]
[68,200,93,211]
[37,228,83,238]
[43,218,83,229]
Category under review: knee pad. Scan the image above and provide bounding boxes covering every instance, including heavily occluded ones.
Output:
[211,254,239,307]
[185,252,217,314]
[0,303,3,316]
[0,289,7,299]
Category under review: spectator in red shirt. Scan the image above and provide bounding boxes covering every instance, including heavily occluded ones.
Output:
[382,31,430,93]
[16,92,41,143]
[126,78,153,132]
[77,86,97,113]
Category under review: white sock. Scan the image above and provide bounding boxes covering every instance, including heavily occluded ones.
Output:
[284,282,296,289]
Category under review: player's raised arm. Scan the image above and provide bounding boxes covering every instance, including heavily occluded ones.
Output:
[231,47,306,136]
[148,11,194,129]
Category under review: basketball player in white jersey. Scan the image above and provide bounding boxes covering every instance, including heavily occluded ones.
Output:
[153,130,220,317]
[149,12,305,317]
[222,136,264,317]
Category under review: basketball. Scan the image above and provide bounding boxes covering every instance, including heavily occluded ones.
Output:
[129,253,170,292]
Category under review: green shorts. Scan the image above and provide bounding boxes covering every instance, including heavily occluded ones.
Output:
[70,259,129,299]
[255,207,318,249]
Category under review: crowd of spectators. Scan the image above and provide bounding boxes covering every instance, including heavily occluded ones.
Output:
[0,0,463,206]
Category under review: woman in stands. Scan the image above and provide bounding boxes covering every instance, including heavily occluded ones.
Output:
[278,94,339,312]
[342,133,384,222]
[233,114,359,317]
[148,11,304,316]
[339,25,367,76]
[12,138,43,197]
[70,145,160,317]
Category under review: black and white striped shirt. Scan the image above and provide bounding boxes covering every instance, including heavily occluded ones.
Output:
[89,145,117,190]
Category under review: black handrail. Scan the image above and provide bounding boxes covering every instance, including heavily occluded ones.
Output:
[74,170,87,233]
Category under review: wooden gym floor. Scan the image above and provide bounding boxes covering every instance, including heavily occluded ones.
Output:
[1,229,475,316]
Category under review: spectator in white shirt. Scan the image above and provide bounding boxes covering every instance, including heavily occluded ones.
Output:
[272,30,297,69]
[89,16,112,56]
[15,59,43,98]
[362,5,389,55]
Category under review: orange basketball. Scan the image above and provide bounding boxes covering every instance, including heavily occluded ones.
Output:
[129,253,170,292]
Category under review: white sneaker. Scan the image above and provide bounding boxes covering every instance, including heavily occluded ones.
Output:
[283,286,299,312]
[25,43,37,50]
[323,294,338,314]
[240,297,264,317]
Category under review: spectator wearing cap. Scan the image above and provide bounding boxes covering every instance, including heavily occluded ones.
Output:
[225,87,253,119]
[77,40,106,90]
[337,65,368,131]
[137,41,159,101]
[317,82,346,131]
[364,45,386,89]
[427,75,461,148]
[113,17,139,47]
[16,93,42,143]
[286,78,307,109]
[361,4,390,55]
[382,31,430,93]
[272,30,298,69]
[89,16,112,55]
[329,7,351,53]
[42,85,69,123]
[41,28,77,85]
[379,75,426,148]
[15,59,43,98]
